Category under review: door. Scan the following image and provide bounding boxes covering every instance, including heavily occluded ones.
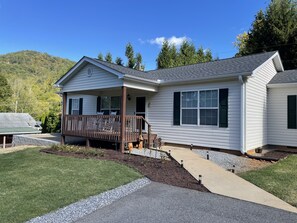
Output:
[136,97,146,130]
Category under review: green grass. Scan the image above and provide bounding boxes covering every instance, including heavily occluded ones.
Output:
[0,148,142,223]
[239,155,297,207]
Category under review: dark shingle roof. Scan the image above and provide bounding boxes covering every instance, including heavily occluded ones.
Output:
[269,70,297,84]
[90,51,277,82]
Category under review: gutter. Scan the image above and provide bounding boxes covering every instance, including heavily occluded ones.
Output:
[239,75,246,154]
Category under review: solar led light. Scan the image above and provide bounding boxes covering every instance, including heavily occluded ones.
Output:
[180,160,183,168]
[207,151,209,160]
[198,175,202,185]
[190,144,193,150]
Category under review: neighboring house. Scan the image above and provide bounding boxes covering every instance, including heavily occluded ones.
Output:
[55,51,297,154]
[0,113,41,148]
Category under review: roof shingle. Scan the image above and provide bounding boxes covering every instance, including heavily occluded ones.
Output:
[268,69,297,84]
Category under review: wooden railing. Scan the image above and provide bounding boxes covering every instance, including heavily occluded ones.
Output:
[63,115,145,143]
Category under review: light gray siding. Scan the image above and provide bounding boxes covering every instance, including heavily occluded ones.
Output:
[245,59,277,150]
[147,81,241,150]
[62,64,123,92]
[268,87,297,147]
[67,94,97,115]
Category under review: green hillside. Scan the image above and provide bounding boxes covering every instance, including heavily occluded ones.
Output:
[0,50,75,129]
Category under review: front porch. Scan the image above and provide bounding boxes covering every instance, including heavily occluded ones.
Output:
[62,114,151,145]
[61,86,156,152]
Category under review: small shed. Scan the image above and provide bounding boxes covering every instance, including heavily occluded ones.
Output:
[0,113,41,148]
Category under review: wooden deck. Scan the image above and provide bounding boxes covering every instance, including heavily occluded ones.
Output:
[62,115,145,143]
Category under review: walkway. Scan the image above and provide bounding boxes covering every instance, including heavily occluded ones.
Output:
[162,146,297,213]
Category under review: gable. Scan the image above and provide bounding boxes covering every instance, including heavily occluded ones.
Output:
[61,63,123,92]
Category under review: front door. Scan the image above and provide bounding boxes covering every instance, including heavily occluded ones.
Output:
[136,97,146,130]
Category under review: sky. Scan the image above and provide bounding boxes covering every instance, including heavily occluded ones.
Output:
[0,0,270,70]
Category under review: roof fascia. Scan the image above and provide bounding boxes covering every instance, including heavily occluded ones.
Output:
[267,83,297,88]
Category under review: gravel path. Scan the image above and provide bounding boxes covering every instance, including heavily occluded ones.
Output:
[26,178,151,223]
[193,149,271,173]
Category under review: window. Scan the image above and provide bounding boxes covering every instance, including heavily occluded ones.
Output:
[100,96,120,115]
[199,90,218,126]
[181,91,198,124]
[71,99,79,115]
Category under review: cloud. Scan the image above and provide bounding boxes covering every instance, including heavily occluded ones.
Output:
[148,36,190,47]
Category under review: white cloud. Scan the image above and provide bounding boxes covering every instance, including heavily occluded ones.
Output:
[148,36,190,47]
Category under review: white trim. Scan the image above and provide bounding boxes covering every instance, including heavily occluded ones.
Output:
[252,52,284,75]
[123,75,160,84]
[267,83,297,88]
[239,75,246,154]
[55,57,124,87]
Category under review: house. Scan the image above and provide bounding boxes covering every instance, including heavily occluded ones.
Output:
[0,113,41,148]
[55,51,297,154]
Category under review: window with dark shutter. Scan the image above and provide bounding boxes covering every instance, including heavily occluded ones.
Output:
[219,89,228,128]
[173,92,181,125]
[288,95,297,129]
[68,99,72,115]
[79,98,83,115]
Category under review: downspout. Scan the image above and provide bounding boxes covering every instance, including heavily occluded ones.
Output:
[239,76,246,154]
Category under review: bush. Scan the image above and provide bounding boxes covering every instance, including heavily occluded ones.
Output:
[50,144,104,157]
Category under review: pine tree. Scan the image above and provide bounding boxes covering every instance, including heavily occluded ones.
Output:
[115,57,123,66]
[135,53,143,70]
[98,53,104,60]
[178,41,196,66]
[125,43,135,68]
[235,0,297,69]
[157,40,172,68]
[105,52,113,63]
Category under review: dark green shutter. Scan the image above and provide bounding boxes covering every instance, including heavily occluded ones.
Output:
[219,89,228,128]
[173,92,180,125]
[288,95,296,129]
[68,99,72,115]
[97,96,101,113]
[79,98,83,115]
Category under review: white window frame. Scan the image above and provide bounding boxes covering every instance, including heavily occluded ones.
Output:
[71,98,79,115]
[199,89,219,126]
[180,89,219,127]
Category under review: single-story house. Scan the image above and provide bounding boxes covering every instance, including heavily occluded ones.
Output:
[0,113,41,148]
[55,51,297,154]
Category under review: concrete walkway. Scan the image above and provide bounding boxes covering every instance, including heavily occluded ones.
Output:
[162,146,297,213]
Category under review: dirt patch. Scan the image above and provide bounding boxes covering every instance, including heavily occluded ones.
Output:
[41,148,209,192]
[0,145,40,154]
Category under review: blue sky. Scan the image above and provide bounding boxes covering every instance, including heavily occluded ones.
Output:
[0,0,269,70]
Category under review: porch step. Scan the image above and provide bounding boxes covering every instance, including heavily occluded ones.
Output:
[142,133,159,148]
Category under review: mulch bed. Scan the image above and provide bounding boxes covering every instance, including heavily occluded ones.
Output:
[41,148,209,192]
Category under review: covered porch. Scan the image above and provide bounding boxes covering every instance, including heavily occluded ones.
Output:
[61,86,156,152]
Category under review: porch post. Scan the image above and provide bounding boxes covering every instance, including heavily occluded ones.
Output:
[61,92,67,145]
[120,86,127,153]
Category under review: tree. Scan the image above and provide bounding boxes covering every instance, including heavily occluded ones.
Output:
[234,32,249,56]
[135,53,144,70]
[0,74,12,112]
[115,57,123,66]
[178,41,197,66]
[125,43,135,68]
[157,40,173,68]
[98,53,104,60]
[104,52,112,63]
[235,0,297,69]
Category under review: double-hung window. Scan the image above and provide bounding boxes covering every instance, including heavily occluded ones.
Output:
[100,96,120,115]
[199,90,218,126]
[71,99,80,115]
[181,91,198,125]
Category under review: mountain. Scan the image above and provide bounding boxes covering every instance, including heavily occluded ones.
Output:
[0,50,75,122]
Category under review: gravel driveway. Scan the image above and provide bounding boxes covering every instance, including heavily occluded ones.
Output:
[193,149,271,173]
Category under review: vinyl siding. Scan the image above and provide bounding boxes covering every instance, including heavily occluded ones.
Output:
[268,87,297,147]
[245,59,277,150]
[147,81,241,151]
[67,94,97,115]
[62,64,123,92]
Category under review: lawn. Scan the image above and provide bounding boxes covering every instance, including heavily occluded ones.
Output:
[0,148,142,223]
[239,155,297,207]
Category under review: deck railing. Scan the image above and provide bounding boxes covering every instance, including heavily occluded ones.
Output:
[62,115,145,143]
